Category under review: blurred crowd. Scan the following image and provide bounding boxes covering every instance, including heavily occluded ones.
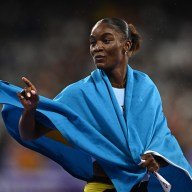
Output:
[0,0,191,191]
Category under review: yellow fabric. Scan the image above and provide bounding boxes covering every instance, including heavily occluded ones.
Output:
[45,130,72,146]
[84,182,115,192]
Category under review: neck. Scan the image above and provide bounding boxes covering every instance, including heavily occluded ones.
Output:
[111,79,126,88]
[106,67,127,88]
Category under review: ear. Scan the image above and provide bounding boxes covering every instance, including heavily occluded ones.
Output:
[122,40,132,56]
[123,40,132,53]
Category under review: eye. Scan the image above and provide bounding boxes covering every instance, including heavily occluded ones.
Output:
[103,39,111,44]
[90,41,96,47]
[89,39,96,46]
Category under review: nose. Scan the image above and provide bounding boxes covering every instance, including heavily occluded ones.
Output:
[93,42,103,52]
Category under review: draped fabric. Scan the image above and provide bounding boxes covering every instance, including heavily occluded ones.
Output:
[0,65,191,191]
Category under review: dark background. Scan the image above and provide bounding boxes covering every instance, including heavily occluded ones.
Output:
[0,0,191,191]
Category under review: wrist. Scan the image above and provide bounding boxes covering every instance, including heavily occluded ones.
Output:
[23,107,37,113]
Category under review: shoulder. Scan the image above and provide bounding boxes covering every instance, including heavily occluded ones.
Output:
[132,68,154,85]
[130,66,160,97]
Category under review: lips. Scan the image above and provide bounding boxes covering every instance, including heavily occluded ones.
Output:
[94,55,105,63]
[93,55,106,68]
[94,55,105,59]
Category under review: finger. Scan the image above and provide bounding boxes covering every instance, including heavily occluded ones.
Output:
[142,153,152,160]
[140,153,158,168]
[17,92,32,106]
[148,163,159,172]
[142,153,154,163]
[31,90,36,94]
[19,88,38,103]
[140,153,152,167]
[20,87,31,99]
[144,157,160,172]
[17,92,27,103]
[17,92,24,100]
[22,77,36,91]
[22,77,33,87]
[141,162,159,172]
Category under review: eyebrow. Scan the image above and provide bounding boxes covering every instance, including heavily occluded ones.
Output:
[90,32,114,39]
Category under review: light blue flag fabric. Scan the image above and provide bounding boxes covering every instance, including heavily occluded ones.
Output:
[0,65,192,191]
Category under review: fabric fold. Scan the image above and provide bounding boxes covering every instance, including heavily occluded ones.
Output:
[0,65,191,191]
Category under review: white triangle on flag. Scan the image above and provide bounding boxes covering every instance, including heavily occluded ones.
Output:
[153,171,171,192]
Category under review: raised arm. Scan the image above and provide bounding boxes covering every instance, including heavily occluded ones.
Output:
[17,77,51,141]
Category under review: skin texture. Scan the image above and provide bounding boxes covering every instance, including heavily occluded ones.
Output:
[17,20,164,180]
[89,21,162,172]
[17,77,39,111]
[140,153,160,172]
[17,77,51,140]
[90,22,131,87]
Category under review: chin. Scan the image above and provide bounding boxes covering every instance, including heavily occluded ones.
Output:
[95,63,105,69]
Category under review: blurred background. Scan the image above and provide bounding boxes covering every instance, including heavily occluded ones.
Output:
[0,0,192,191]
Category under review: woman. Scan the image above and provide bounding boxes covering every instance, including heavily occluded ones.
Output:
[0,18,192,191]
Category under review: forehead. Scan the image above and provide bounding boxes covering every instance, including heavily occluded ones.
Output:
[90,22,121,37]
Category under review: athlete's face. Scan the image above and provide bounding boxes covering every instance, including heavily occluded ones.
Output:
[90,22,126,72]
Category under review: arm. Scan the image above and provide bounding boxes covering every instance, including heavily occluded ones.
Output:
[17,77,51,141]
[19,109,51,140]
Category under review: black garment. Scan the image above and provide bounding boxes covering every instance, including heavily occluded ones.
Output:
[89,176,148,192]
[131,181,148,192]
[103,181,148,192]
[90,175,148,192]
[103,189,117,192]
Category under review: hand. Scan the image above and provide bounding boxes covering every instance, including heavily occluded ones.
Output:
[17,77,39,111]
[140,153,160,172]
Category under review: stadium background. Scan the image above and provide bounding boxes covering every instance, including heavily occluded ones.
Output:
[0,0,191,191]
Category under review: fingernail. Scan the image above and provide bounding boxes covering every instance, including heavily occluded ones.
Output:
[31,90,36,94]
[27,92,31,97]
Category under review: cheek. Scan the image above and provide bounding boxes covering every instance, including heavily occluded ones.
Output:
[107,48,123,61]
[90,47,93,56]
[107,43,123,55]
